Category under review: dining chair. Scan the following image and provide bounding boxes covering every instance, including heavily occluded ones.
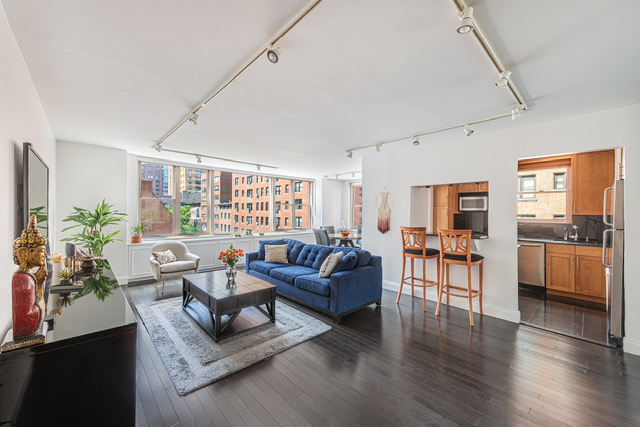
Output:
[313,228,331,246]
[397,226,440,311]
[321,225,337,245]
[435,229,484,325]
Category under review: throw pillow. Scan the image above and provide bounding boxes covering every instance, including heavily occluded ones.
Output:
[152,249,177,265]
[265,244,289,264]
[319,252,343,278]
[334,251,358,273]
[257,239,286,260]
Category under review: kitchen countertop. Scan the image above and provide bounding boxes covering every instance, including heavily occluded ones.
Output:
[518,236,603,247]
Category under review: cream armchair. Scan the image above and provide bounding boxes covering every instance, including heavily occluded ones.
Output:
[149,241,200,296]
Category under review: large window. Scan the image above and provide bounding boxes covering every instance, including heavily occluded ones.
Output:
[140,162,313,235]
[517,166,569,221]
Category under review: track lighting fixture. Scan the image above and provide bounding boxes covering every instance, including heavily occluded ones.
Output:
[347,150,353,158]
[335,174,339,179]
[257,165,261,171]
[196,155,202,164]
[266,45,280,64]
[412,137,420,146]
[511,105,525,120]
[352,172,355,177]
[376,144,382,152]
[188,113,199,125]
[323,171,361,180]
[155,145,163,152]
[495,70,511,88]
[456,7,474,34]
[463,124,474,137]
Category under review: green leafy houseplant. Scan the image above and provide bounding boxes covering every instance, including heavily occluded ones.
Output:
[130,223,148,236]
[61,200,127,257]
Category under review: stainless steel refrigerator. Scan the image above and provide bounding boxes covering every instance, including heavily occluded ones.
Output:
[603,179,624,344]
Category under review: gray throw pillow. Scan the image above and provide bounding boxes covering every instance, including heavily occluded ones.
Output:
[152,249,177,265]
[265,244,289,264]
[319,252,343,278]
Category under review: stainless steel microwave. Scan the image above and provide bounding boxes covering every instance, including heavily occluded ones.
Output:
[459,196,488,211]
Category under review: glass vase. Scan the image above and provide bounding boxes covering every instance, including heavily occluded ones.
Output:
[225,266,237,288]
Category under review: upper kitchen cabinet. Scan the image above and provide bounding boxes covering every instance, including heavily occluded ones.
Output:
[572,149,615,215]
[458,182,488,193]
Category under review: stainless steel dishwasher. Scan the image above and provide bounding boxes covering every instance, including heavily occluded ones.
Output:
[517,241,545,287]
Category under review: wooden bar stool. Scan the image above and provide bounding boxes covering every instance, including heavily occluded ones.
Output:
[435,229,484,326]
[396,226,440,311]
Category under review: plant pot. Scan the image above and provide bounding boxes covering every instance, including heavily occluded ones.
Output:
[131,235,143,244]
[80,259,97,272]
[59,279,72,286]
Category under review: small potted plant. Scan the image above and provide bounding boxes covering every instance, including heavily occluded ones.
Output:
[130,223,148,244]
[58,268,74,285]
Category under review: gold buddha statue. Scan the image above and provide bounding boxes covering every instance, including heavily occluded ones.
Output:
[11,214,48,339]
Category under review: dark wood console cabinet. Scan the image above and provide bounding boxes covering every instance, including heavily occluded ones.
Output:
[0,267,137,426]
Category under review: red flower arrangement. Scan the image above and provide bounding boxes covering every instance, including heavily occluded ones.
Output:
[218,244,244,269]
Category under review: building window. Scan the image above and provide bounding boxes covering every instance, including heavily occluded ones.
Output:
[518,175,536,199]
[247,176,253,185]
[295,217,302,227]
[295,199,302,209]
[285,184,290,193]
[294,181,302,192]
[351,184,363,228]
[275,185,281,195]
[518,214,537,219]
[235,177,239,185]
[554,172,566,190]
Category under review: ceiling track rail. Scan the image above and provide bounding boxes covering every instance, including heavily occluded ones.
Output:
[159,147,278,170]
[347,0,530,155]
[152,0,324,151]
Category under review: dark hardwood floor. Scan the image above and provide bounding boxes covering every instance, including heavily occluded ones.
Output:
[125,279,640,426]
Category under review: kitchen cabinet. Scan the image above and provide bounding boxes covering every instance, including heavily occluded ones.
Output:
[433,184,457,231]
[572,149,615,215]
[546,243,605,300]
[457,182,488,193]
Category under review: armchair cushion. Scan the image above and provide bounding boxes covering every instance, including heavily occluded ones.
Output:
[159,260,198,273]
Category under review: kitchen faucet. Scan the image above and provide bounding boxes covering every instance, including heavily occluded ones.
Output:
[569,224,579,241]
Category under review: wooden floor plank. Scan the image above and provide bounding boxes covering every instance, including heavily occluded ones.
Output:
[124,282,640,427]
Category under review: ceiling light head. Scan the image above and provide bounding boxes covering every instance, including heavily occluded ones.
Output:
[267,45,280,64]
[335,174,339,180]
[154,145,163,152]
[188,113,199,125]
[456,7,475,34]
[412,137,420,146]
[495,70,512,88]
[257,165,261,171]
[511,104,526,120]
[376,144,382,152]
[463,124,474,137]
[352,172,355,177]
[196,155,202,164]
[347,150,353,158]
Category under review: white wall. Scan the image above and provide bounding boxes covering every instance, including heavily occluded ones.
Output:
[56,141,128,283]
[0,5,56,339]
[363,104,640,355]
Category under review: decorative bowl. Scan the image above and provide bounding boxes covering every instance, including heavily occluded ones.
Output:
[340,231,350,237]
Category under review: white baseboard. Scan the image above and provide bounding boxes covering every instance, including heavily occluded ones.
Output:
[383,280,520,323]
[624,337,640,356]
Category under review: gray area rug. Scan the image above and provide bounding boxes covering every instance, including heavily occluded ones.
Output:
[136,297,331,395]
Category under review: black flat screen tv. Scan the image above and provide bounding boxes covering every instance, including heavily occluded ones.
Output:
[23,142,49,238]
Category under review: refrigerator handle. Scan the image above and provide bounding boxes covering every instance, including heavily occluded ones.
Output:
[602,228,613,268]
[603,186,614,226]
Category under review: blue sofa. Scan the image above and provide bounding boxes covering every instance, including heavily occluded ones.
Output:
[245,239,382,322]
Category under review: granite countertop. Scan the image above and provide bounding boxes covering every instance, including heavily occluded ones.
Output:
[518,236,603,247]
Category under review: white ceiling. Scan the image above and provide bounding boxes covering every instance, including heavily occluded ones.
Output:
[4,0,640,178]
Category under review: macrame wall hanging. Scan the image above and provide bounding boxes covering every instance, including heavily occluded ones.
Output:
[376,189,391,234]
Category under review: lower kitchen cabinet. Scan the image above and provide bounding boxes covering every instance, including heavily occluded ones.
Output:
[546,243,606,300]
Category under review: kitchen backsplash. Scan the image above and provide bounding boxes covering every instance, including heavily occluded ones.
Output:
[518,215,606,241]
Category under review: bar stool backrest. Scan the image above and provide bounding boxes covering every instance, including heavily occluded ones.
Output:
[401,226,427,254]
[437,229,472,260]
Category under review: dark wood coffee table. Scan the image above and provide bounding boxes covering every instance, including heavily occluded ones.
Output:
[182,270,276,342]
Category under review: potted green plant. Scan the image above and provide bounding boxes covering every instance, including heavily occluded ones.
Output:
[57,267,74,285]
[130,223,148,244]
[61,200,127,257]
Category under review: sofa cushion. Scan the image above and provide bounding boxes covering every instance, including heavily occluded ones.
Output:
[332,247,372,267]
[284,239,306,264]
[265,244,289,264]
[250,260,290,275]
[319,252,343,278]
[295,274,331,296]
[159,260,197,273]
[334,251,358,273]
[257,239,286,260]
[295,245,332,269]
[270,265,318,285]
